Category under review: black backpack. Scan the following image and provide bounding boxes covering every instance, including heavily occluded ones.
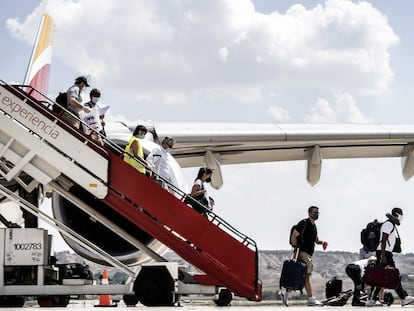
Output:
[53,92,67,113]
[289,219,308,247]
[360,219,382,251]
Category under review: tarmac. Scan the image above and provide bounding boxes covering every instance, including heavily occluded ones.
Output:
[11,299,414,310]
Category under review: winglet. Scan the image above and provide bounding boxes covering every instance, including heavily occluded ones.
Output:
[24,13,54,98]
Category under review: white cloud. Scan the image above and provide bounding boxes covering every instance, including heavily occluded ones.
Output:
[334,92,372,123]
[307,98,336,123]
[7,0,398,108]
[6,0,414,254]
[267,105,290,122]
[162,93,187,105]
[218,47,229,62]
[306,93,372,123]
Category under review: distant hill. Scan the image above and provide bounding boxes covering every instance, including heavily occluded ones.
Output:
[259,250,414,298]
[54,250,414,300]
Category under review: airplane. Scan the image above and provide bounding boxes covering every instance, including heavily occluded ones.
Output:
[4,12,414,269]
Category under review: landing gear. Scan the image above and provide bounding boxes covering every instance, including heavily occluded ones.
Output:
[123,294,139,307]
[133,265,175,306]
[37,295,70,307]
[214,288,233,306]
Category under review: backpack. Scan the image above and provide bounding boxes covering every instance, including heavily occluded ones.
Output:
[289,219,308,247]
[361,219,397,252]
[360,219,382,251]
[53,92,67,113]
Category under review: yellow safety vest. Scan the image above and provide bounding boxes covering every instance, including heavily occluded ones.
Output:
[123,136,145,174]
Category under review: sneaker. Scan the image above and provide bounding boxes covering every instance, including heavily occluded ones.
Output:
[402,295,414,306]
[308,296,323,306]
[279,289,288,306]
[366,299,383,307]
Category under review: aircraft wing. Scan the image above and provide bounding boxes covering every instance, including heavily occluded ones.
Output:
[146,122,414,187]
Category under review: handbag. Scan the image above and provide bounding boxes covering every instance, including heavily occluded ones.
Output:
[393,237,401,253]
[392,226,401,253]
[364,264,400,289]
[184,182,210,216]
[184,195,208,215]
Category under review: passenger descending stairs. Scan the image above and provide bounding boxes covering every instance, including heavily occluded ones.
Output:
[0,81,261,301]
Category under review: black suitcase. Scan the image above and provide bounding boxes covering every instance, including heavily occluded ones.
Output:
[57,263,93,284]
[279,249,307,292]
[325,277,342,299]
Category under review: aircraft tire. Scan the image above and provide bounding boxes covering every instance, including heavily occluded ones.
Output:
[37,295,70,307]
[214,288,233,306]
[0,296,25,307]
[133,266,174,306]
[123,294,139,306]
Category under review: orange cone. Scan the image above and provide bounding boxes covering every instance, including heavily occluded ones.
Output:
[94,269,117,307]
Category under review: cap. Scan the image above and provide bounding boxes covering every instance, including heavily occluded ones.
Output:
[75,76,90,87]
[90,88,101,97]
[391,207,403,216]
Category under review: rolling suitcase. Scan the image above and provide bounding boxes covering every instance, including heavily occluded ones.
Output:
[279,248,307,292]
[364,264,400,289]
[325,277,342,299]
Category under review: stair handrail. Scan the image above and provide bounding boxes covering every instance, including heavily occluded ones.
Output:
[1,80,258,252]
[1,80,260,295]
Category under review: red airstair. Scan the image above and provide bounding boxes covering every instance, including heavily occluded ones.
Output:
[0,81,261,302]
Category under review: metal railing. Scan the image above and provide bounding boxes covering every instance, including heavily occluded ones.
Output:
[1,80,258,253]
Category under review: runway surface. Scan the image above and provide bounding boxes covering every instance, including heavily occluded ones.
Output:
[8,299,414,310]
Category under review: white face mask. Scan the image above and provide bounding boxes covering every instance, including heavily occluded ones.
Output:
[92,97,100,104]
[398,214,403,223]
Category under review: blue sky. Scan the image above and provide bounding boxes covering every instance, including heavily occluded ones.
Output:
[2,0,414,255]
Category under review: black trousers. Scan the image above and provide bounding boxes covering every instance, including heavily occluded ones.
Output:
[346,263,363,301]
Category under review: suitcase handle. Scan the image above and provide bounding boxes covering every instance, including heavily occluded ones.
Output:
[291,247,300,262]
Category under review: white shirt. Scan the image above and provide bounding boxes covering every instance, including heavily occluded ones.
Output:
[359,247,374,259]
[352,257,376,272]
[147,147,171,181]
[79,104,102,134]
[66,85,83,114]
[377,220,397,252]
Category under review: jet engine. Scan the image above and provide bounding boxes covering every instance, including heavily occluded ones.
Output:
[51,123,189,266]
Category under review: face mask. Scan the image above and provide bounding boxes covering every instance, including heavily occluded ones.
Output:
[206,177,212,183]
[397,214,403,223]
[92,97,100,104]
[165,148,171,153]
[310,212,319,220]
[137,135,145,139]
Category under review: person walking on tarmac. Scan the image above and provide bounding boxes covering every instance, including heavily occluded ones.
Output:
[123,125,150,175]
[288,205,328,306]
[368,207,414,307]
